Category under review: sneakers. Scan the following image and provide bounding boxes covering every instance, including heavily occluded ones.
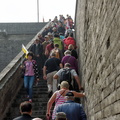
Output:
[29,99,32,103]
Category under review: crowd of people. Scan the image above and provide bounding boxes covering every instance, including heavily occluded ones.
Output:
[15,15,87,120]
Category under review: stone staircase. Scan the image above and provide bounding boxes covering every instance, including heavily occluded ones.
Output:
[3,79,49,120]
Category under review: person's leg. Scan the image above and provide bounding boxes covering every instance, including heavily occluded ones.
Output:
[52,71,58,93]
[47,72,53,92]
[47,72,53,98]
[28,76,35,100]
[24,76,29,95]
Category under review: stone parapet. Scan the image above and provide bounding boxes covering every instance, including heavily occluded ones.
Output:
[0,22,48,35]
[0,22,52,120]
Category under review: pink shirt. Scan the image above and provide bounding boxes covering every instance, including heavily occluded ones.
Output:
[24,60,35,76]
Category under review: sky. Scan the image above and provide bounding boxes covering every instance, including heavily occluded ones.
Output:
[0,0,76,23]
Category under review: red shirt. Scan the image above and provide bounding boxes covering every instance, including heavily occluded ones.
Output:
[45,43,54,57]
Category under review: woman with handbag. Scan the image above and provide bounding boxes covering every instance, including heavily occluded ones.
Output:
[46,81,85,120]
[21,52,39,102]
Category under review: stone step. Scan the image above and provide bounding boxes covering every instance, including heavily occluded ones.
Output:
[12,100,48,105]
[16,95,48,100]
[19,86,48,89]
[18,90,48,94]
[3,79,49,120]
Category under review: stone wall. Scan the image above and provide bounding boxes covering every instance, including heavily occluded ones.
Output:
[0,52,24,120]
[0,35,34,72]
[0,22,52,120]
[0,22,47,72]
[75,0,120,120]
[0,23,47,35]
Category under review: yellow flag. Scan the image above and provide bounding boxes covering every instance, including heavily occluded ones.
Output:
[22,44,28,58]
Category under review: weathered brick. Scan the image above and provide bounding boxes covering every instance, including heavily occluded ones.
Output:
[116,75,120,88]
[116,87,120,100]
[94,111,102,120]
[75,0,120,119]
[112,101,120,115]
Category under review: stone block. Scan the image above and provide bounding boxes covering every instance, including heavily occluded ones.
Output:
[112,101,120,115]
[116,87,120,101]
[75,0,120,119]
[115,76,120,88]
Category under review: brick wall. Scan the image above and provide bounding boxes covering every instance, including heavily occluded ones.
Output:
[75,0,120,119]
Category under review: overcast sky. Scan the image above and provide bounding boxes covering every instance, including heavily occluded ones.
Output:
[0,0,76,23]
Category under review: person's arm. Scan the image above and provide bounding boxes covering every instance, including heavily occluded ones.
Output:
[46,92,57,116]
[59,63,63,68]
[74,75,82,90]
[53,69,62,79]
[20,60,25,69]
[53,74,59,79]
[72,69,82,90]
[72,91,85,98]
[43,66,47,80]
[32,60,39,80]
[45,46,49,57]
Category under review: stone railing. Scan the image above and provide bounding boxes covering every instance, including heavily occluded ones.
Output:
[0,21,52,120]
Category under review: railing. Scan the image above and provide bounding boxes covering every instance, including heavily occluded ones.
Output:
[0,21,53,120]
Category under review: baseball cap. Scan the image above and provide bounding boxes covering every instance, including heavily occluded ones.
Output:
[44,35,49,38]
[48,32,52,35]
[52,27,57,30]
[65,91,74,96]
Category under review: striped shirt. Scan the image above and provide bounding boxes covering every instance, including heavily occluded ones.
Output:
[52,91,66,120]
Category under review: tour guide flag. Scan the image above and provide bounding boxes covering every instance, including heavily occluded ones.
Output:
[22,44,28,58]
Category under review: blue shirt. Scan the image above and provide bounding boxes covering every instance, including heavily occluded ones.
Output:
[56,100,87,120]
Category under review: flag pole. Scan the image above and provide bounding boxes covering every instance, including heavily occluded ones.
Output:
[37,0,39,22]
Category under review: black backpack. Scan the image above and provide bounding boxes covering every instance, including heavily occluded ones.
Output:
[60,68,72,85]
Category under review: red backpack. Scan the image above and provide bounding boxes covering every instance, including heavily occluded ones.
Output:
[64,37,76,50]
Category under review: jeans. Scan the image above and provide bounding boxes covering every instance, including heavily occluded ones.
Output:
[24,76,35,99]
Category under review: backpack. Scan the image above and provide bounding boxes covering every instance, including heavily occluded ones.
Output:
[60,68,72,85]
[53,38,63,50]
[64,37,76,49]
